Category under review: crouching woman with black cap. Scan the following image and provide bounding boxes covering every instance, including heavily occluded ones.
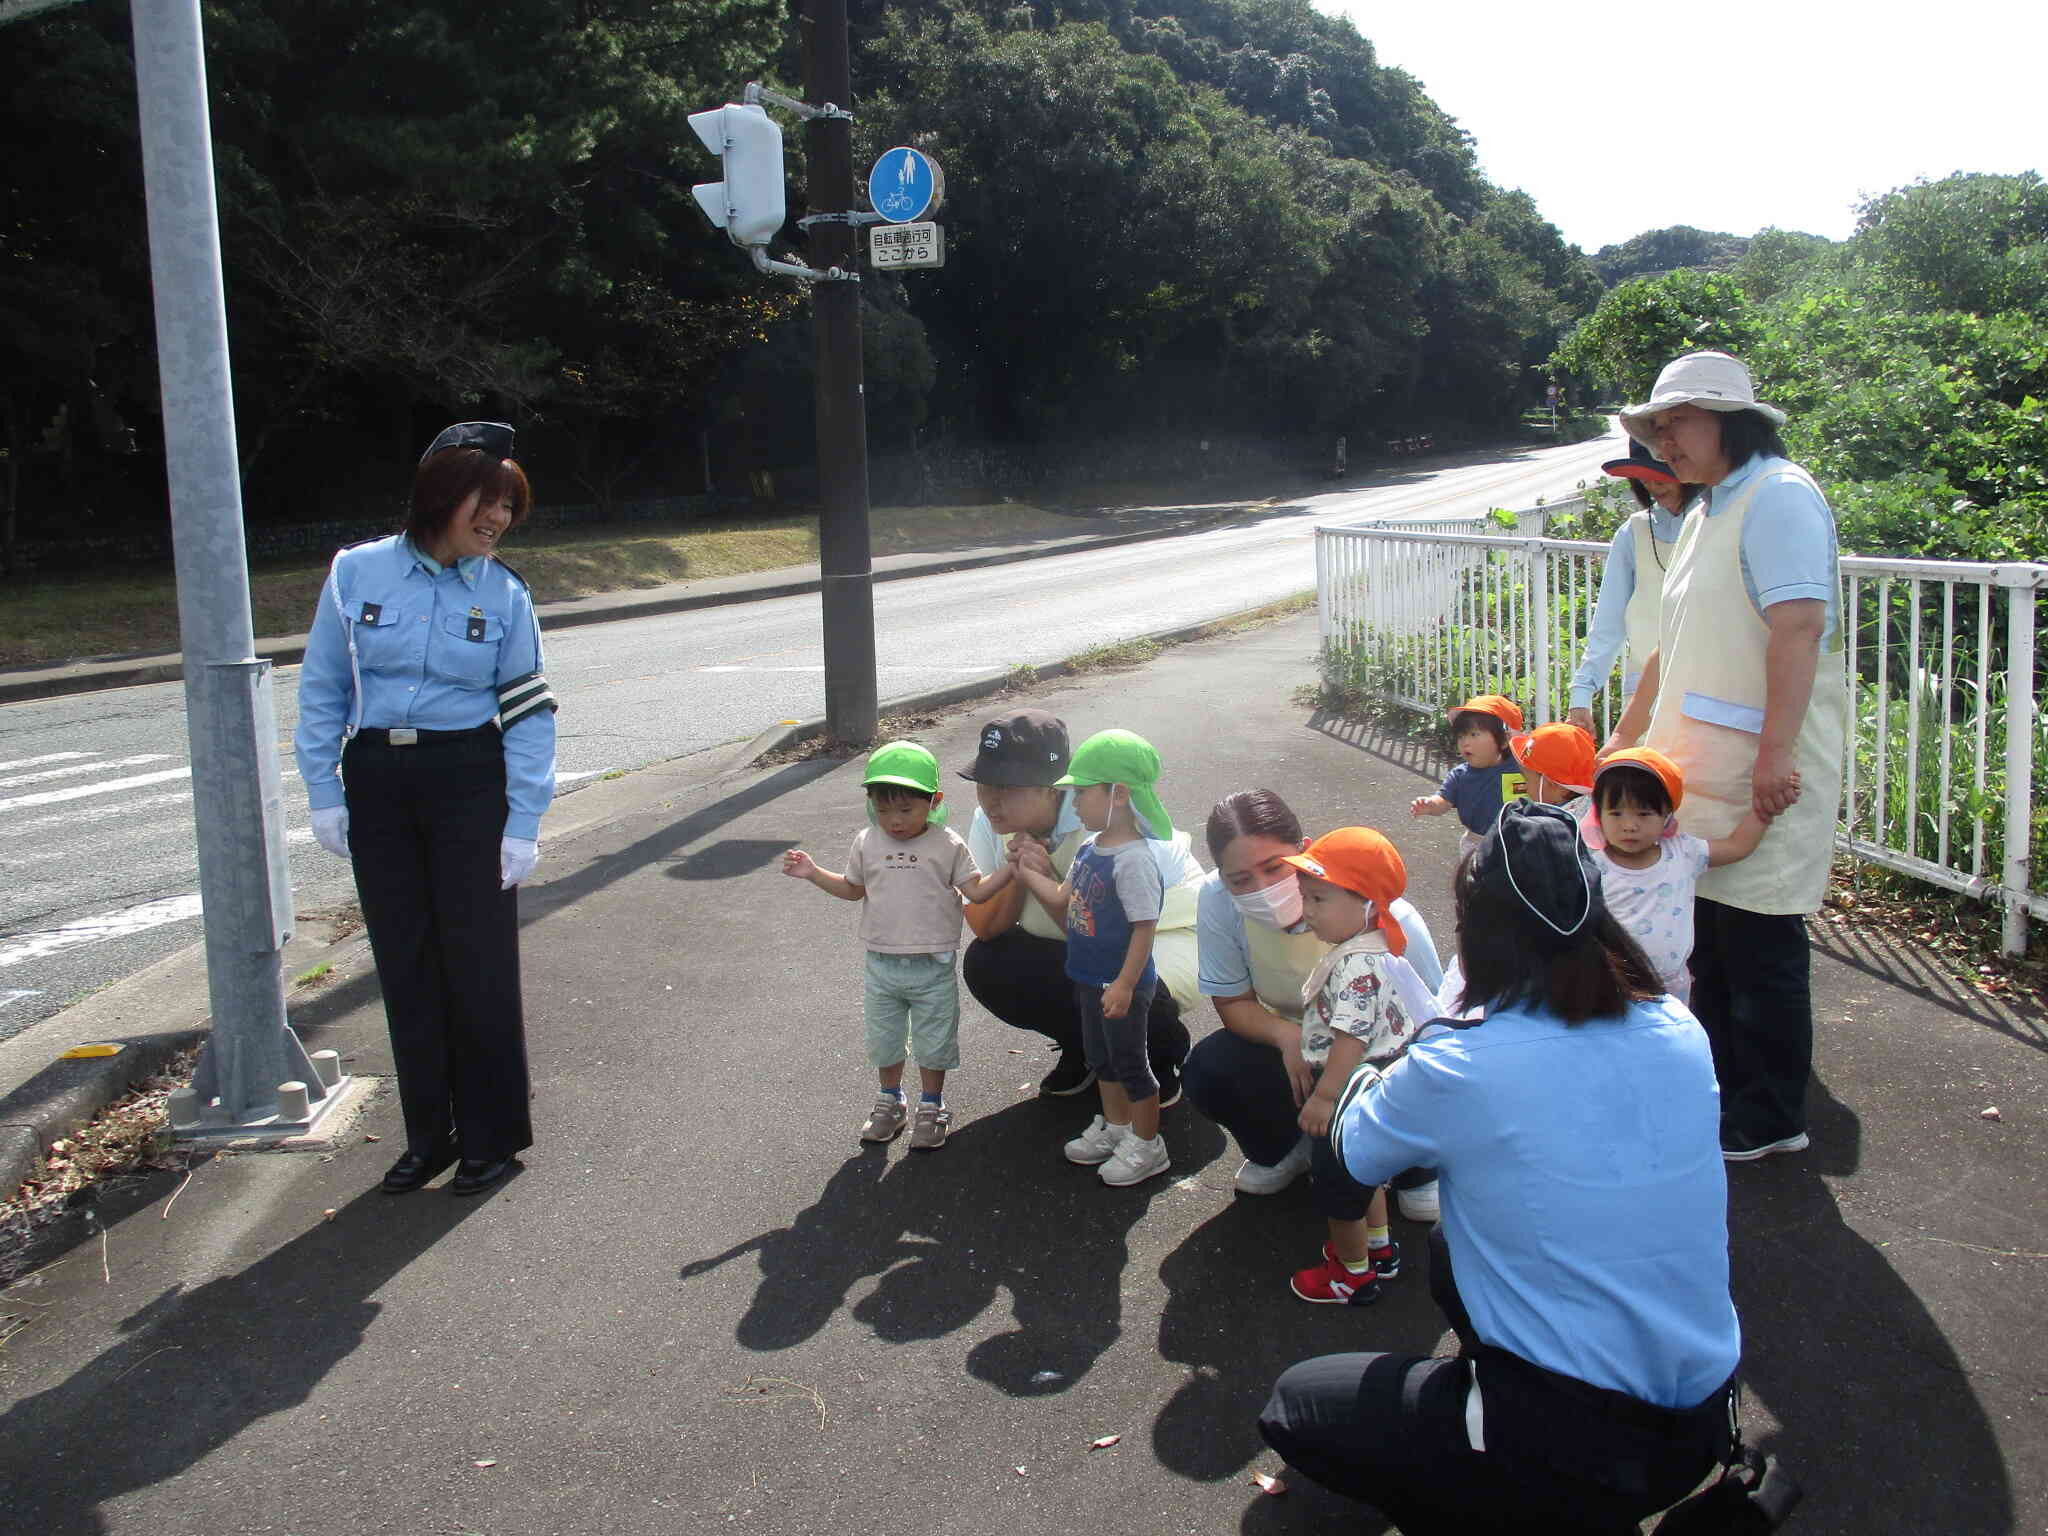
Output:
[294,422,557,1197]
[1258,802,1741,1534]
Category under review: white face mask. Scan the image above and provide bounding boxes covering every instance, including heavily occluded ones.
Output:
[1230,874,1303,931]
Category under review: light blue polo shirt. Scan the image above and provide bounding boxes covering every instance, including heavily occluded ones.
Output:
[1194,873,1444,1000]
[1337,994,1741,1408]
[1568,503,1687,708]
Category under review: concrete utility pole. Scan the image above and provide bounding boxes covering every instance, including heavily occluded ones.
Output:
[130,0,341,1134]
[805,0,879,743]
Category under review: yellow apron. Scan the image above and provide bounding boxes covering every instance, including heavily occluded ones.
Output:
[1621,512,1665,699]
[1008,827,1203,1010]
[1646,463,1846,915]
[1242,915,1332,1026]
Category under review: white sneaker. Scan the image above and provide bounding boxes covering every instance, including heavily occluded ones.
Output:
[1396,1179,1440,1223]
[1233,1136,1312,1195]
[1100,1132,1171,1187]
[1064,1114,1130,1165]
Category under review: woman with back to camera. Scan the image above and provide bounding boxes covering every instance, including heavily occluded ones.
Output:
[1259,801,1740,1533]
[295,421,558,1197]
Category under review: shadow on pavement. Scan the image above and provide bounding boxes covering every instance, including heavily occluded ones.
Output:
[1725,1076,2011,1532]
[0,1179,498,1536]
[1305,711,1445,783]
[1152,1190,1446,1490]
[1810,921,2047,1054]
[678,1098,1226,1397]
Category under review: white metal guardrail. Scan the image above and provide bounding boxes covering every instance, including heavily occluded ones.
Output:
[1315,518,2047,954]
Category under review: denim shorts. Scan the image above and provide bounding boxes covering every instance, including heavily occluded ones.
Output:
[864,951,961,1070]
[1075,976,1159,1101]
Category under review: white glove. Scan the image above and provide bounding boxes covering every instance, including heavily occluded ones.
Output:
[500,836,539,890]
[310,805,350,859]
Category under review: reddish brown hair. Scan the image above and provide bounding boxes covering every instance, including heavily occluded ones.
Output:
[405,448,532,547]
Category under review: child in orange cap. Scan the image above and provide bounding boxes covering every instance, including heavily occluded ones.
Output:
[1588,749,1780,1003]
[1411,695,1528,857]
[1279,828,1438,1306]
[1510,722,1597,813]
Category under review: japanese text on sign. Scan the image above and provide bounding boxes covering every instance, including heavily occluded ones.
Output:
[869,221,944,269]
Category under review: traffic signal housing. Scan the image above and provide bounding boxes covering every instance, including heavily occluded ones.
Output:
[688,103,786,249]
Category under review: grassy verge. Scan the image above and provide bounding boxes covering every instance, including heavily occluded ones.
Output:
[0,501,1095,668]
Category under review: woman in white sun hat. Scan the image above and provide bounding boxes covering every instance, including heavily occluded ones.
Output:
[1604,351,1845,1164]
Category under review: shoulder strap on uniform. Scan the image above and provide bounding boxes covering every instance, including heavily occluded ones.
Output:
[492,556,532,591]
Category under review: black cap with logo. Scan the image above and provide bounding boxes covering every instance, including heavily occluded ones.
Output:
[958,708,1071,786]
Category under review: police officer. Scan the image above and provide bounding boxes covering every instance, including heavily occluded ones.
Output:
[294,422,558,1197]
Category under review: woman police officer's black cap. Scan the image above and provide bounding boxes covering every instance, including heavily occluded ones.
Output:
[419,421,516,465]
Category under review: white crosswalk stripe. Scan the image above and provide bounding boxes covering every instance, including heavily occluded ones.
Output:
[0,754,172,791]
[0,767,194,814]
[0,751,94,775]
[0,893,205,970]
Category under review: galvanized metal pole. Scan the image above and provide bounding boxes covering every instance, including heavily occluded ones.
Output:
[806,0,878,743]
[131,0,322,1129]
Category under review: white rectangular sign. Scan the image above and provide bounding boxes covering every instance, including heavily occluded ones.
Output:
[869,220,944,269]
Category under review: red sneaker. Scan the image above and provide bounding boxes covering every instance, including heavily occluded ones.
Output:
[1291,1251,1384,1305]
[1322,1239,1402,1281]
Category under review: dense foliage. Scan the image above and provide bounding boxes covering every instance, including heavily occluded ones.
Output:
[0,0,1600,563]
[1589,224,1751,287]
[1552,173,2048,561]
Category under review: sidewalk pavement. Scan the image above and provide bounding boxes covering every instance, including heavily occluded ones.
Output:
[0,500,1254,705]
[0,610,2041,1535]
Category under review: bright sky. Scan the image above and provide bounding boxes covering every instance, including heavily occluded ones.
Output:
[1316,3,2048,253]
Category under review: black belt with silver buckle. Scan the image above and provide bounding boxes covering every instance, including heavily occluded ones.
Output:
[355,724,499,747]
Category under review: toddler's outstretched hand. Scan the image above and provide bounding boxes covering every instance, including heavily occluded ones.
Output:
[1409,796,1433,818]
[782,849,816,880]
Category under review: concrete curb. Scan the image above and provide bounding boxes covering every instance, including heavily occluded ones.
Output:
[0,514,1236,706]
[745,597,1313,760]
[0,1029,205,1199]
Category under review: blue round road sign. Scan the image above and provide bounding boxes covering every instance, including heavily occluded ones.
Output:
[868,147,942,224]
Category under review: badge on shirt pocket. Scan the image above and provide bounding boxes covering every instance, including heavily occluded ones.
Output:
[359,601,383,625]
[466,606,487,643]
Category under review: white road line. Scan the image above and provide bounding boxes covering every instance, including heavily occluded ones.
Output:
[0,788,195,837]
[0,892,204,970]
[0,752,94,774]
[0,754,173,791]
[694,665,995,674]
[0,767,192,815]
[557,769,611,785]
[0,989,42,1012]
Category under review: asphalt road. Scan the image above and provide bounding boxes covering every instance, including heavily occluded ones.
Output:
[0,431,1619,1041]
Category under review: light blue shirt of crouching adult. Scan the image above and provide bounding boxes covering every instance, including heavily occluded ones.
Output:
[1195,874,1446,1002]
[294,535,557,839]
[1567,502,1686,709]
[1337,994,1742,1409]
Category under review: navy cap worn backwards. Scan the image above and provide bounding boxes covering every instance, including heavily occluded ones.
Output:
[958,708,1070,786]
[1467,800,1606,951]
[419,421,515,466]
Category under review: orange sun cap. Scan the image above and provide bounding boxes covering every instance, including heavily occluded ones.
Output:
[1450,694,1524,733]
[1593,747,1685,812]
[1280,826,1409,955]
[1508,722,1597,795]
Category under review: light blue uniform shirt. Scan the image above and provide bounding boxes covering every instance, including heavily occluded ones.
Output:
[1337,995,1742,1408]
[1567,504,1686,708]
[1707,453,1840,649]
[1194,872,1445,1000]
[294,535,557,839]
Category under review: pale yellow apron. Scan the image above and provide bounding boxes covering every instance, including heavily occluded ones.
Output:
[1621,512,1664,698]
[1242,916,1332,1025]
[1646,463,1846,915]
[1009,826,1203,1009]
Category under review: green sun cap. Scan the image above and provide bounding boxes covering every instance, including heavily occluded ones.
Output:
[863,740,941,796]
[1053,728,1171,840]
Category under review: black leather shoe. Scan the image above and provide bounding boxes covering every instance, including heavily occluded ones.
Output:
[381,1145,457,1194]
[449,1156,519,1196]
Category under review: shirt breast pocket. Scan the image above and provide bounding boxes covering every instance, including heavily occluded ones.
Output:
[430,611,505,686]
[352,603,406,667]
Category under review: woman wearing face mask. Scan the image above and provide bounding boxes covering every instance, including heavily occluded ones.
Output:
[1182,790,1443,1201]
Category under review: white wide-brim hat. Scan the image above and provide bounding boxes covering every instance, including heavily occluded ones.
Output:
[1620,351,1785,447]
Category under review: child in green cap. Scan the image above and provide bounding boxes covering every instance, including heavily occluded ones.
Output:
[1014,729,1176,1186]
[783,741,1014,1150]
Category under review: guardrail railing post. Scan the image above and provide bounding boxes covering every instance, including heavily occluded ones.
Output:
[2000,569,2038,956]
[1527,539,1551,725]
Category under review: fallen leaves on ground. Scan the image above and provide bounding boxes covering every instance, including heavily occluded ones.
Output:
[1089,1434,1121,1450]
[0,1047,201,1234]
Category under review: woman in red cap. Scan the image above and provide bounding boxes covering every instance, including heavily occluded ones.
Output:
[1565,443,1700,738]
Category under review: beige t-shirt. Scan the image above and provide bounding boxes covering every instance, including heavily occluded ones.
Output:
[845,824,984,954]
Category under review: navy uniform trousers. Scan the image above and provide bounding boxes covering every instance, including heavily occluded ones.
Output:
[343,729,532,1162]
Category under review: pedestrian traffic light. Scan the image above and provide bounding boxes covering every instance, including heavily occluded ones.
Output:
[688,103,786,249]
